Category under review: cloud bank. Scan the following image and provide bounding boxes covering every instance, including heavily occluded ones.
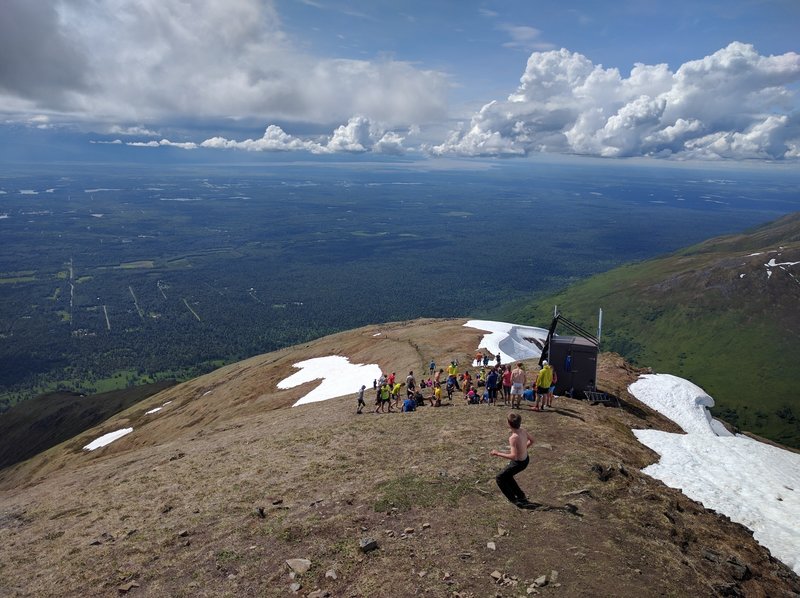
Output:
[0,0,448,128]
[432,43,800,161]
[126,116,410,155]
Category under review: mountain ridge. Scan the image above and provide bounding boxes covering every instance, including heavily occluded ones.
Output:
[1,318,798,597]
[512,212,800,448]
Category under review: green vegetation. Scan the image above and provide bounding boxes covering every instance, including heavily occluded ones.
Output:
[512,213,800,448]
[0,164,797,430]
[0,380,175,469]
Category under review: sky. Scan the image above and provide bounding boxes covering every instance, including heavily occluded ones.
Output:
[1,0,799,163]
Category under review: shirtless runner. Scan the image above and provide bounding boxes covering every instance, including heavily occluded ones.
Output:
[490,412,534,507]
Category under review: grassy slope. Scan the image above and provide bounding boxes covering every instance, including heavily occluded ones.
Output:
[0,319,797,597]
[0,381,176,469]
[512,212,800,447]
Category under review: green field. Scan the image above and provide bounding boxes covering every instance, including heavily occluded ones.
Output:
[512,214,800,447]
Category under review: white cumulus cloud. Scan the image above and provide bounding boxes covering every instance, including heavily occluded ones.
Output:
[0,0,448,129]
[134,116,409,155]
[432,42,800,161]
[127,139,197,150]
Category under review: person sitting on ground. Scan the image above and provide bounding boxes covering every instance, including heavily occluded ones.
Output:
[433,384,442,407]
[522,385,534,406]
[466,387,478,404]
[414,390,425,406]
[402,394,417,412]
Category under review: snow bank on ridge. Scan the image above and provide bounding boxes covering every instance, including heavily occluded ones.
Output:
[629,374,800,575]
[463,320,549,364]
[629,374,732,436]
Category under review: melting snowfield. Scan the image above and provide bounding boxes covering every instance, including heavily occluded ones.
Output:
[630,374,800,575]
[462,320,549,364]
[278,356,382,407]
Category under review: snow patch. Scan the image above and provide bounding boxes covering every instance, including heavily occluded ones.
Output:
[463,320,549,364]
[629,374,800,575]
[766,258,800,268]
[278,356,382,407]
[145,407,162,415]
[83,428,134,451]
[629,374,731,436]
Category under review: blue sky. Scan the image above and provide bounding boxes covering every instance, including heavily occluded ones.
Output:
[1,0,798,163]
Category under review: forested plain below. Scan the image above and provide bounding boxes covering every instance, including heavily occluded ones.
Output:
[1,158,798,409]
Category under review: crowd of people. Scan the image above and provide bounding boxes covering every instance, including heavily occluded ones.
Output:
[356,354,558,414]
[352,353,558,511]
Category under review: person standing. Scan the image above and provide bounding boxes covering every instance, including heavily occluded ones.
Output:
[501,365,512,406]
[534,361,553,411]
[429,359,436,376]
[356,385,366,414]
[406,370,416,392]
[547,366,557,409]
[447,361,460,390]
[376,383,392,413]
[486,367,499,404]
[490,412,533,507]
[510,363,526,409]
[392,381,403,410]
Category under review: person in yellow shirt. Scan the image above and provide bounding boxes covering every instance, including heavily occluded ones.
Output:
[447,361,460,390]
[533,361,553,411]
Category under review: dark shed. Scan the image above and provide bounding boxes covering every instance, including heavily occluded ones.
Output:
[547,335,598,398]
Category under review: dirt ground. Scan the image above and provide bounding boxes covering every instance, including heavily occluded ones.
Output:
[1,319,798,597]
